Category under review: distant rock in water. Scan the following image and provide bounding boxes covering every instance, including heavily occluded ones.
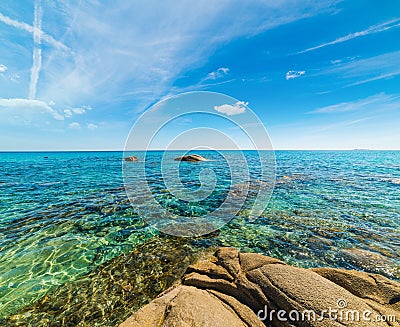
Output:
[174,154,208,162]
[388,178,400,185]
[124,156,138,162]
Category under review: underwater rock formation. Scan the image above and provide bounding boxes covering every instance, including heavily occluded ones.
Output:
[0,237,203,327]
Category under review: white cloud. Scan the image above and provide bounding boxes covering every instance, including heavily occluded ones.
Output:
[309,93,400,114]
[7,1,338,111]
[286,70,305,80]
[10,73,20,83]
[87,123,98,130]
[63,105,91,117]
[214,101,248,116]
[63,109,72,117]
[0,0,340,131]
[0,64,7,73]
[72,107,85,115]
[0,98,64,120]
[206,67,229,80]
[68,122,81,129]
[297,18,400,54]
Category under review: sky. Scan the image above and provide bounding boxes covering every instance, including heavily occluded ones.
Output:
[0,0,399,150]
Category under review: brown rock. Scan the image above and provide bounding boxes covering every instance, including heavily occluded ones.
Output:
[119,285,263,327]
[248,264,391,326]
[314,268,400,312]
[185,260,234,281]
[239,252,285,273]
[174,154,208,162]
[124,156,138,162]
[121,248,400,327]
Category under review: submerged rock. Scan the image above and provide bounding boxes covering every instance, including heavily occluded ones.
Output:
[121,247,400,327]
[174,154,208,162]
[124,156,138,162]
[1,237,205,327]
[340,248,398,278]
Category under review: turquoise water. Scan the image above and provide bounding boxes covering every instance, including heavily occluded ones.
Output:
[0,150,399,319]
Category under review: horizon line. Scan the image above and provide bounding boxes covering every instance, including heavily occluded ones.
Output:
[1,148,400,153]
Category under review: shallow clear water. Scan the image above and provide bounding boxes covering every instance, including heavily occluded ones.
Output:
[0,150,399,321]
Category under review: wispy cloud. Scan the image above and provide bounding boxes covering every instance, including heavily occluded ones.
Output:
[214,101,248,116]
[68,122,81,129]
[0,64,7,73]
[227,121,265,131]
[29,0,43,100]
[63,109,72,117]
[168,78,236,97]
[205,67,229,80]
[286,70,305,80]
[0,11,70,52]
[0,98,64,120]
[297,18,400,54]
[318,51,400,87]
[315,117,372,131]
[63,105,90,118]
[22,1,340,111]
[192,67,230,89]
[0,0,341,130]
[345,73,399,87]
[72,107,85,115]
[87,123,98,130]
[309,93,400,114]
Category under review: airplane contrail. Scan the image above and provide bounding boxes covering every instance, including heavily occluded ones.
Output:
[0,11,70,52]
[29,0,42,99]
[296,18,400,54]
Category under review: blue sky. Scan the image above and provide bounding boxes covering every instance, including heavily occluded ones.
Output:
[0,0,399,150]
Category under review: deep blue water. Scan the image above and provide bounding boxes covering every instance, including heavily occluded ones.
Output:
[0,150,399,317]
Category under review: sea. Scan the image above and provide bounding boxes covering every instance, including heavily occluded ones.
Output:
[0,150,399,325]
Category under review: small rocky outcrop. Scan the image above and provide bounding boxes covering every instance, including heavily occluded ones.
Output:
[120,248,400,327]
[174,154,208,162]
[124,156,138,162]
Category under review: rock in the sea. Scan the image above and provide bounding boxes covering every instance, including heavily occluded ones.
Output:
[174,154,208,162]
[124,156,138,162]
[120,247,400,327]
